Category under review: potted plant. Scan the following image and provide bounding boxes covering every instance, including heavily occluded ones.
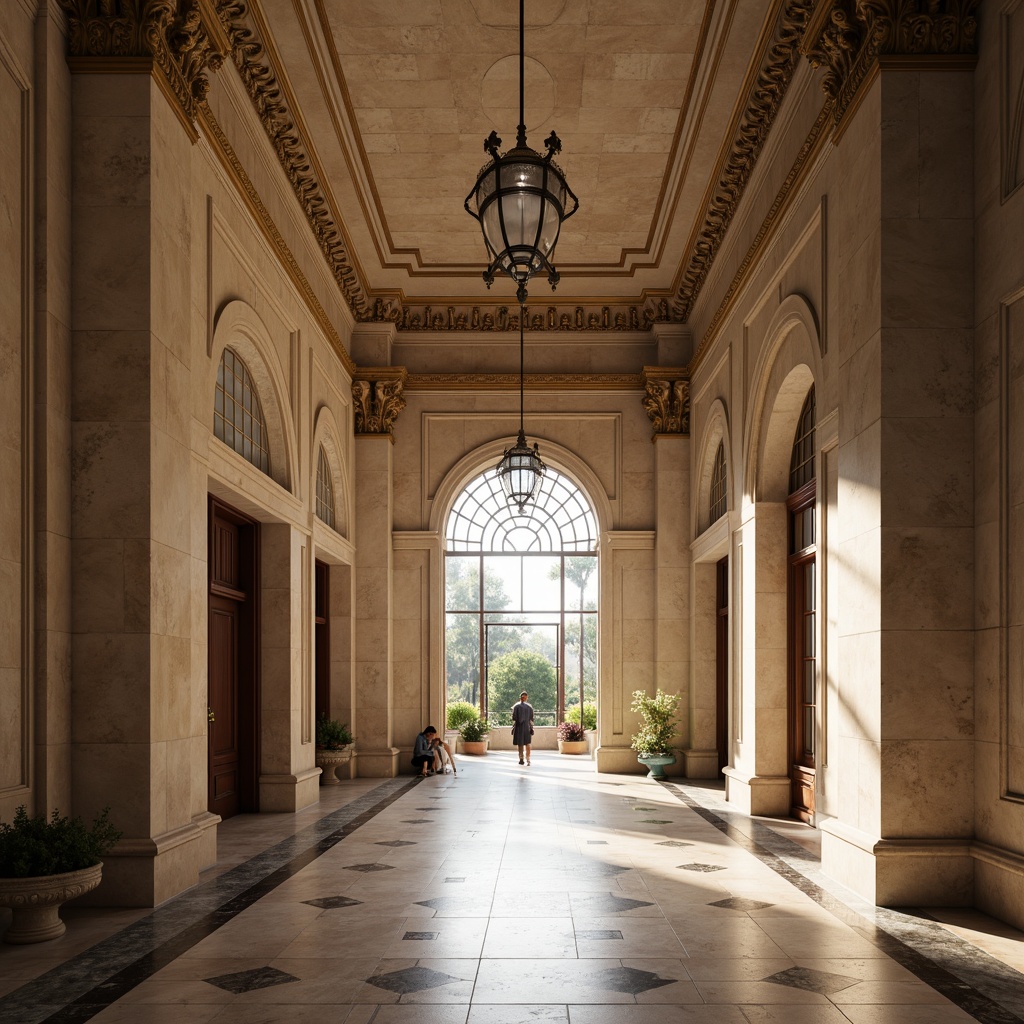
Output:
[459,716,489,755]
[0,806,121,944]
[630,688,681,779]
[556,721,588,755]
[446,700,479,747]
[315,714,354,785]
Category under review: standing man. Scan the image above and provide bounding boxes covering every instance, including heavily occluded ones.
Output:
[511,691,534,766]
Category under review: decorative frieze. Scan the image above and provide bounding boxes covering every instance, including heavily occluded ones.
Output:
[641,368,690,437]
[352,368,407,437]
[381,301,674,334]
[60,0,233,137]
[800,0,979,126]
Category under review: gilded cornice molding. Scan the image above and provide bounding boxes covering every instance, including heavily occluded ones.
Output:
[60,0,232,138]
[801,0,979,127]
[218,5,373,319]
[405,373,644,393]
[640,367,690,437]
[352,367,407,437]
[672,0,815,323]
[390,301,673,334]
[198,106,356,376]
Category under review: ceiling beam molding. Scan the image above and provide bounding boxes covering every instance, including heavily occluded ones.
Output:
[218,2,374,320]
[672,0,815,324]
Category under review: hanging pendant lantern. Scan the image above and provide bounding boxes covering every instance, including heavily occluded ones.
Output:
[496,309,546,513]
[465,0,578,305]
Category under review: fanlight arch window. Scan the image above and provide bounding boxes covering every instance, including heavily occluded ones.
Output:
[789,386,816,494]
[214,348,270,476]
[709,442,727,525]
[315,446,336,530]
[445,466,598,730]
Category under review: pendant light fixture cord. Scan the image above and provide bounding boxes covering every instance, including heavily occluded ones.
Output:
[517,0,526,148]
[519,304,526,434]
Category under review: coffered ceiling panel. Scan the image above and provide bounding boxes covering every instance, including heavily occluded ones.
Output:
[251,0,782,307]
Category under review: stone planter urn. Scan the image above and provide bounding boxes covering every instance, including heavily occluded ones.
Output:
[558,739,589,755]
[461,740,487,756]
[315,745,352,785]
[637,753,676,779]
[0,862,103,944]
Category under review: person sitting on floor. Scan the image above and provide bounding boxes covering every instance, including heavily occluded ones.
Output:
[412,726,438,777]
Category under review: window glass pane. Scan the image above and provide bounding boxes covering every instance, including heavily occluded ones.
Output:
[803,707,815,756]
[484,556,522,611]
[804,612,815,655]
[804,660,815,704]
[522,556,561,611]
[446,556,481,611]
[213,348,272,480]
[445,612,481,708]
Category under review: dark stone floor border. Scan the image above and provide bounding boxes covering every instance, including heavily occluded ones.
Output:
[0,777,419,1024]
[666,779,1024,1024]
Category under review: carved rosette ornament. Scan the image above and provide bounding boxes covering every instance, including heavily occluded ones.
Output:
[640,368,690,437]
[352,369,407,438]
[60,0,233,136]
[801,0,979,126]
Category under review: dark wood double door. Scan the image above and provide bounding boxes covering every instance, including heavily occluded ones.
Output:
[208,499,259,819]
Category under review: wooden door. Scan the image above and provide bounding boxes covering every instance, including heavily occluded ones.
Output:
[208,499,259,819]
[715,557,729,775]
[788,481,817,823]
[314,560,330,719]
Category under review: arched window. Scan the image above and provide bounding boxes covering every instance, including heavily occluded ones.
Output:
[709,442,727,524]
[445,467,598,729]
[315,446,335,530]
[789,386,815,494]
[214,348,270,476]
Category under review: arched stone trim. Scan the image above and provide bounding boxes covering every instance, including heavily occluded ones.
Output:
[312,405,351,540]
[427,438,614,541]
[695,398,731,537]
[210,300,297,492]
[743,294,822,504]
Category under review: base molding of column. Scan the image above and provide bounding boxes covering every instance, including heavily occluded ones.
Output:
[594,744,647,775]
[683,748,720,779]
[820,817,974,906]
[356,746,401,777]
[82,818,212,907]
[192,810,220,871]
[973,840,1024,932]
[722,767,789,815]
[259,767,322,813]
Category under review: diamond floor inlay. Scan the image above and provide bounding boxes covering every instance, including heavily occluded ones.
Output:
[203,966,299,994]
[367,965,461,994]
[765,965,862,995]
[301,895,364,910]
[3,756,1022,1024]
[593,965,675,994]
[708,896,774,911]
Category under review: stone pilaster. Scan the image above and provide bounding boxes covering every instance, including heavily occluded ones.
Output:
[351,367,406,775]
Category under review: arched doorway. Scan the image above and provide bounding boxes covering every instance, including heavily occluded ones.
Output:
[444,466,598,729]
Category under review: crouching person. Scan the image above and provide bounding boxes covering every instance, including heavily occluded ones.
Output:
[412,726,438,777]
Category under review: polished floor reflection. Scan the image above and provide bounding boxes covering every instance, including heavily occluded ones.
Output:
[1,754,1023,1024]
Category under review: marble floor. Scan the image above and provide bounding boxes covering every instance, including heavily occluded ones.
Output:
[2,754,1024,1024]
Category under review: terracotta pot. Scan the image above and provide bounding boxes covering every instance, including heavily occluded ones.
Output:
[461,740,487,755]
[0,862,103,944]
[557,740,589,755]
[316,745,353,784]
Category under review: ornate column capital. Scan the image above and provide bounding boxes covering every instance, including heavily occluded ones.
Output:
[59,0,234,140]
[640,367,690,438]
[800,0,979,128]
[352,367,408,438]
